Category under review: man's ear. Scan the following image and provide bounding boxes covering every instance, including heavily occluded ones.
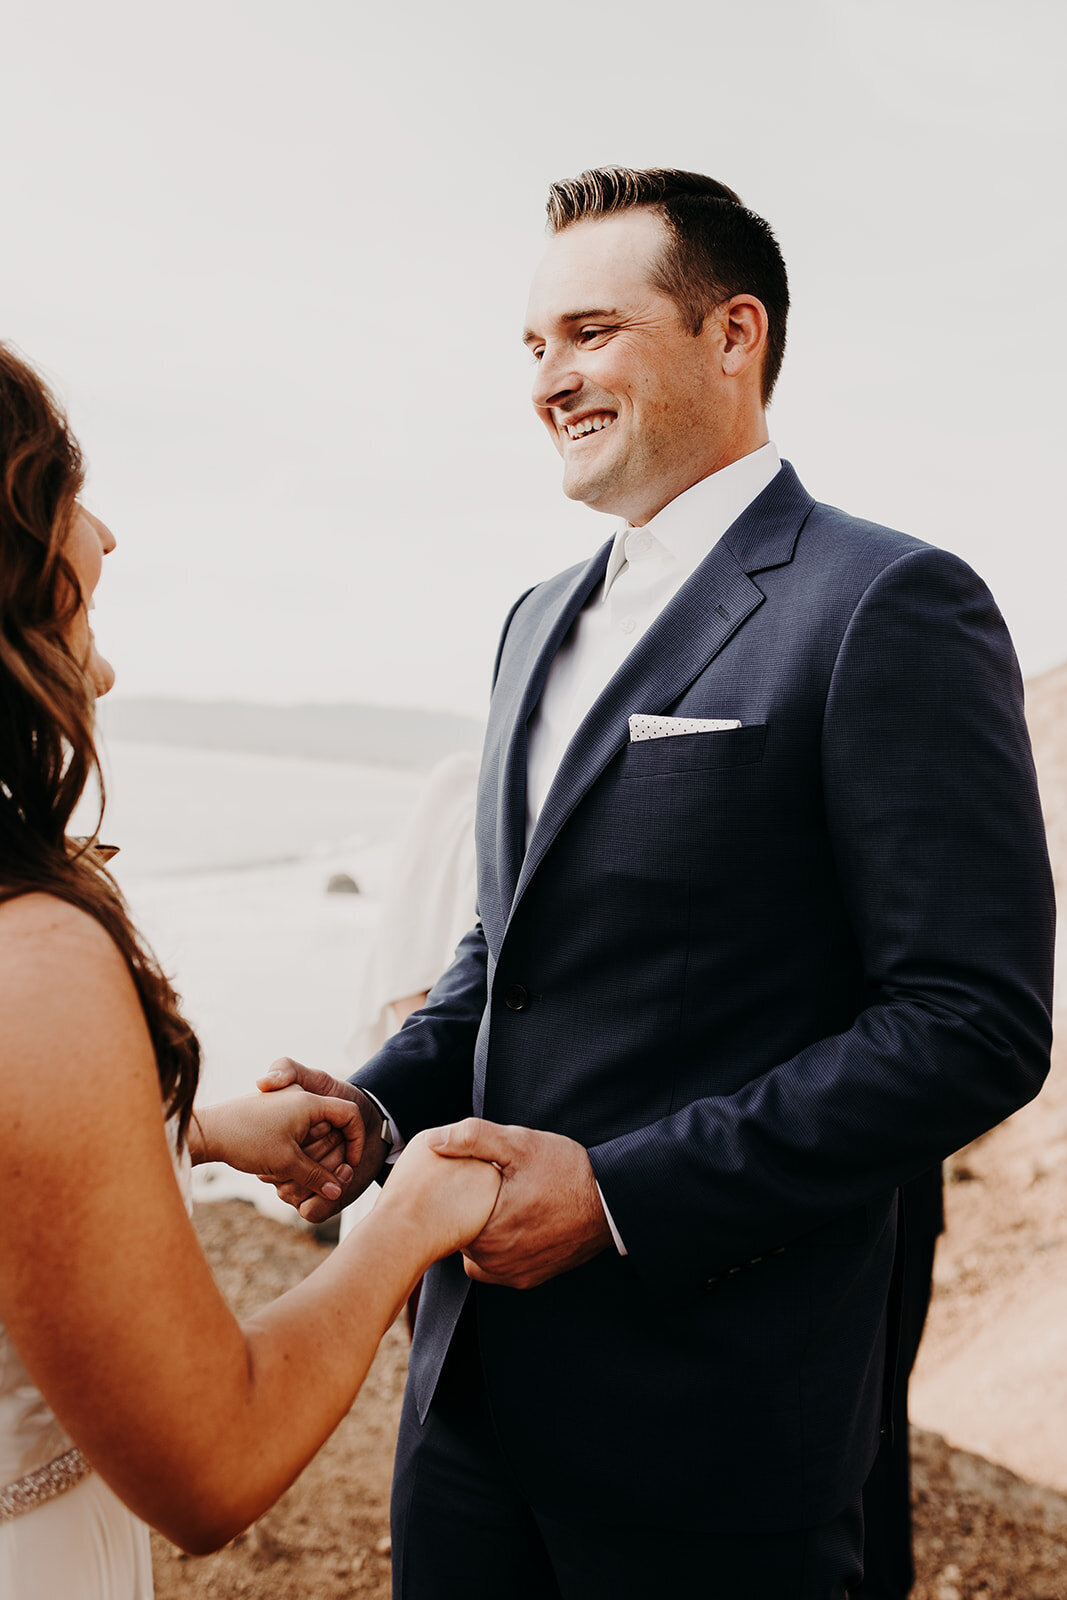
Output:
[720,295,768,380]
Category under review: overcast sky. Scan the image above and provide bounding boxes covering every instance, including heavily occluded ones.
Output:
[3,0,1063,717]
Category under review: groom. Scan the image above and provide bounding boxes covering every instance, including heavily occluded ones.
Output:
[265,169,1054,1597]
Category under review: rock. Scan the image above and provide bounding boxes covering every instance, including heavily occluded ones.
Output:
[326,872,360,895]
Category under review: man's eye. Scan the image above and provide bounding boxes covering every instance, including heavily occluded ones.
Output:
[529,347,544,361]
[578,327,606,344]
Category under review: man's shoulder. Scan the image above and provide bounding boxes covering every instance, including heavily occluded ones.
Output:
[803,494,928,564]
[798,492,981,598]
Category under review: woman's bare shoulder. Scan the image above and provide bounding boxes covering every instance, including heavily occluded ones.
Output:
[0,888,123,955]
[0,891,141,1043]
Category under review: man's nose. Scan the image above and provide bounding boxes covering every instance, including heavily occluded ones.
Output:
[531,345,580,412]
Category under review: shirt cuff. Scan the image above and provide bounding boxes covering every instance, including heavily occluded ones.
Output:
[596,1182,628,1255]
[357,1087,404,1165]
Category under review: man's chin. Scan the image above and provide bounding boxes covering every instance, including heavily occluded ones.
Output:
[561,464,617,512]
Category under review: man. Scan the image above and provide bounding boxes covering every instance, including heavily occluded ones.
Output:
[264,168,1054,1597]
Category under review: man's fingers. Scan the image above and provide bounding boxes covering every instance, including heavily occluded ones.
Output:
[462,1255,542,1290]
[265,1177,316,1208]
[426,1117,517,1167]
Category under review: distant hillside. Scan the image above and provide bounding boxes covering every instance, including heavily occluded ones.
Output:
[98,698,484,772]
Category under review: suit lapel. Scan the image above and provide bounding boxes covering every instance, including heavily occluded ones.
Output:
[488,541,612,920]
[510,462,815,918]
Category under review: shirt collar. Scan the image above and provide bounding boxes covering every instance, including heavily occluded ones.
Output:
[602,442,781,599]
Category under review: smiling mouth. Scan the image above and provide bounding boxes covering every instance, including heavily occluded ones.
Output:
[563,413,616,441]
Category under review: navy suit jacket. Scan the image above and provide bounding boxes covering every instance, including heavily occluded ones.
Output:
[359,462,1054,1532]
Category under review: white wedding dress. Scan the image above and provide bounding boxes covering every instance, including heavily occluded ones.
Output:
[0,1123,192,1600]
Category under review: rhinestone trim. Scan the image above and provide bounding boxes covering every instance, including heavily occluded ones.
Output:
[0,1447,92,1521]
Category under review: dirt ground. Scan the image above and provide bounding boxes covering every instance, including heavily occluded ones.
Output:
[150,1192,1067,1600]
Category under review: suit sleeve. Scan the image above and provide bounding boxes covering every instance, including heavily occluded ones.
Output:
[588,546,1055,1298]
[354,918,489,1137]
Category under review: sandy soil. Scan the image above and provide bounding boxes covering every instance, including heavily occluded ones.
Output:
[153,663,1067,1598]
[151,1192,1067,1600]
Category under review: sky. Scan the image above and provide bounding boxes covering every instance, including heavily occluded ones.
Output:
[2,0,1064,718]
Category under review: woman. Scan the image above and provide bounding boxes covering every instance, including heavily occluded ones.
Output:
[0,343,500,1597]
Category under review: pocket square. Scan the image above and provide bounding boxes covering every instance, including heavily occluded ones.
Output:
[629,714,742,742]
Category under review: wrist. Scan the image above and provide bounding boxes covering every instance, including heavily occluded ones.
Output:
[188,1104,229,1167]
[187,1108,211,1166]
[359,1198,436,1282]
[349,1087,391,1183]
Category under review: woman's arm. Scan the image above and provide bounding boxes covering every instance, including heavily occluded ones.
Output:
[0,894,499,1554]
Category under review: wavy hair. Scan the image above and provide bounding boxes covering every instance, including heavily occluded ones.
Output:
[0,343,200,1138]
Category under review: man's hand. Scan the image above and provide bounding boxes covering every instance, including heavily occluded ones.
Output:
[255,1057,390,1224]
[427,1118,612,1289]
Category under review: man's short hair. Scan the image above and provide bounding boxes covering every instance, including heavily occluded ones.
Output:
[546,167,790,405]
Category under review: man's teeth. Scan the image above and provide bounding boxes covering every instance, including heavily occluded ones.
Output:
[564,415,615,440]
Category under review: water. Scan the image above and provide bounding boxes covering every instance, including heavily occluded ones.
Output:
[73,738,424,1218]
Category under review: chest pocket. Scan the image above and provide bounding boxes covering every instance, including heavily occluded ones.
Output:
[617,722,766,778]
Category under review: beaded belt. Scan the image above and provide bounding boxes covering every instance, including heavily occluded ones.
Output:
[0,1447,91,1521]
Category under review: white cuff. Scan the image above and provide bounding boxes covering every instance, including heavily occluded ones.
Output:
[596,1182,628,1255]
[357,1088,405,1165]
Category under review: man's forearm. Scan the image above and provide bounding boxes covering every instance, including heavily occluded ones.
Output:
[356,920,490,1139]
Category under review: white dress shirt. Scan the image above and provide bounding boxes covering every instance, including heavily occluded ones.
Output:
[371,444,782,1254]
[525,442,781,847]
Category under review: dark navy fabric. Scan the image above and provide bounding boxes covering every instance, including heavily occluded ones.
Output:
[392,1305,864,1598]
[359,461,1054,1535]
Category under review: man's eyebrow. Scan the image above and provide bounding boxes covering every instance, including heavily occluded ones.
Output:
[522,309,620,345]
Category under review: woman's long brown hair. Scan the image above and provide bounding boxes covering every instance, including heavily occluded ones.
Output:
[0,344,200,1138]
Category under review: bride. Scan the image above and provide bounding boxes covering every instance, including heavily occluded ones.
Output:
[0,343,501,1598]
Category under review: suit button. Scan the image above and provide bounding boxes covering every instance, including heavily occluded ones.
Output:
[504,984,530,1012]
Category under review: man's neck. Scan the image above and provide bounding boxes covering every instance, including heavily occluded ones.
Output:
[626,430,771,529]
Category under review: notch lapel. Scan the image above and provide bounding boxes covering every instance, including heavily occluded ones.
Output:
[484,541,612,928]
[510,462,815,919]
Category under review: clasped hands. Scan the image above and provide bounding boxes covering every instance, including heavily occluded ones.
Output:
[257,1059,612,1288]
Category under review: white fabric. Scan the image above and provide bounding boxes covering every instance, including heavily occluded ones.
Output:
[525,443,780,846]
[341,753,480,1238]
[629,714,741,741]
[348,751,479,1068]
[0,1119,192,1599]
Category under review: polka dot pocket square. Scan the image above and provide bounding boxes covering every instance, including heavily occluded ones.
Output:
[628,714,742,742]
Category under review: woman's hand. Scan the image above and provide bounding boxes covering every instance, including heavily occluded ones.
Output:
[191,1088,367,1207]
[375,1126,501,1262]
